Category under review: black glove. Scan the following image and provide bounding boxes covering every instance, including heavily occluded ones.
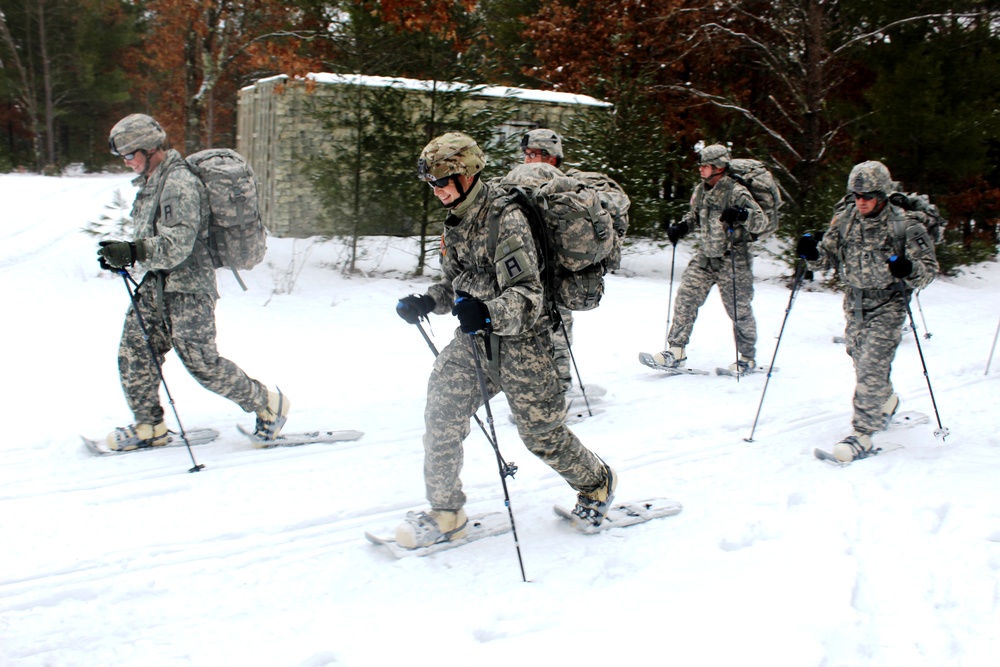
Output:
[97,240,141,270]
[888,254,913,278]
[451,290,492,334]
[720,207,748,230]
[666,221,689,246]
[796,233,821,261]
[396,294,436,324]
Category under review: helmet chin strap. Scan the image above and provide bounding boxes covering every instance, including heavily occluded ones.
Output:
[443,173,479,209]
[139,147,162,178]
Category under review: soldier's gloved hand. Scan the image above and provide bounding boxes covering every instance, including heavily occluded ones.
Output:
[97,240,143,270]
[796,233,822,261]
[888,254,914,278]
[396,294,435,324]
[452,290,492,334]
[720,207,748,230]
[666,221,689,246]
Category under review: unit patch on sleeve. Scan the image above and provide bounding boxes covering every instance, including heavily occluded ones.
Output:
[495,235,531,285]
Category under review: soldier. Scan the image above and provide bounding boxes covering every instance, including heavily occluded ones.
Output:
[797,160,938,462]
[656,144,773,374]
[98,113,289,451]
[520,129,629,395]
[394,132,616,548]
[520,129,576,393]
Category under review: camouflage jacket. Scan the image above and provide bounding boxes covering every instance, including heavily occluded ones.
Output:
[130,149,216,294]
[814,202,938,292]
[426,180,546,337]
[682,174,767,258]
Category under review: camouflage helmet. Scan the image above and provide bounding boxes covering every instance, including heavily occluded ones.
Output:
[417,132,485,182]
[699,144,731,168]
[108,114,166,157]
[520,129,564,160]
[847,161,893,195]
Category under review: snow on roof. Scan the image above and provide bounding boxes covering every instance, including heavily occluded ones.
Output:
[244,73,611,108]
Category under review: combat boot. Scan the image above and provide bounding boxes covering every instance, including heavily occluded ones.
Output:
[728,355,756,375]
[652,346,686,369]
[832,432,875,462]
[880,393,900,429]
[253,388,290,442]
[395,509,469,549]
[571,463,618,526]
[106,422,169,451]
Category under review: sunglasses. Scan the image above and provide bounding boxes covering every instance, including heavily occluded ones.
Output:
[523,150,548,160]
[427,175,452,189]
[853,192,879,201]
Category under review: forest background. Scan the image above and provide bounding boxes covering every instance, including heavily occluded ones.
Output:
[1,0,998,272]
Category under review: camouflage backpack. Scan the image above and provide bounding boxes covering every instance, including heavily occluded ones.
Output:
[564,168,630,271]
[489,162,623,312]
[727,158,782,238]
[833,190,946,254]
[185,148,267,290]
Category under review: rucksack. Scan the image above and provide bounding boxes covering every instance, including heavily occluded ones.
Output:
[888,191,946,245]
[727,158,782,238]
[184,148,267,290]
[489,162,624,312]
[564,168,630,271]
[833,191,945,255]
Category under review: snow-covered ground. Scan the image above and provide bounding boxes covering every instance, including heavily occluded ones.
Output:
[2,172,999,667]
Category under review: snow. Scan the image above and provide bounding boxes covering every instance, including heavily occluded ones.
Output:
[2,172,1000,667]
[248,72,613,107]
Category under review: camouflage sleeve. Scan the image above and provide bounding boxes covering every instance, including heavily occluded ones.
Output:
[901,217,938,291]
[731,186,770,237]
[487,205,544,336]
[811,213,843,273]
[139,168,205,272]
[427,238,457,315]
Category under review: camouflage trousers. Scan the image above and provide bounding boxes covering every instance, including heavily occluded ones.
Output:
[842,290,908,434]
[118,279,268,425]
[421,327,607,511]
[668,251,757,360]
[551,306,575,392]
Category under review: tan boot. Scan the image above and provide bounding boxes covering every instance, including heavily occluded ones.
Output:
[880,393,900,429]
[832,432,874,462]
[106,422,169,451]
[395,509,468,549]
[652,346,686,368]
[728,355,756,375]
[254,389,290,442]
[572,463,618,526]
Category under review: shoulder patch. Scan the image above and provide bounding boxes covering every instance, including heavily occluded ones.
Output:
[494,234,531,285]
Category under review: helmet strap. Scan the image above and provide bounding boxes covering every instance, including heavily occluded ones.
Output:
[443,173,480,209]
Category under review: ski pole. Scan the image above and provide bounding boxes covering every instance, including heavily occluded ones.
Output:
[415,320,497,448]
[466,331,528,583]
[985,314,1000,375]
[898,279,949,439]
[561,318,593,417]
[118,270,204,472]
[663,242,677,351]
[915,292,932,339]
[745,261,806,442]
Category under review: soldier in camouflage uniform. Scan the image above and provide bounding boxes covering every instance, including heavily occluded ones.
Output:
[98,114,289,451]
[656,144,773,374]
[394,132,616,548]
[796,160,938,462]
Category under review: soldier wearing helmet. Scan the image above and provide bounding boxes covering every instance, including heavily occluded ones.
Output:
[795,160,939,462]
[520,129,564,168]
[394,131,617,548]
[97,113,289,452]
[652,143,770,376]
